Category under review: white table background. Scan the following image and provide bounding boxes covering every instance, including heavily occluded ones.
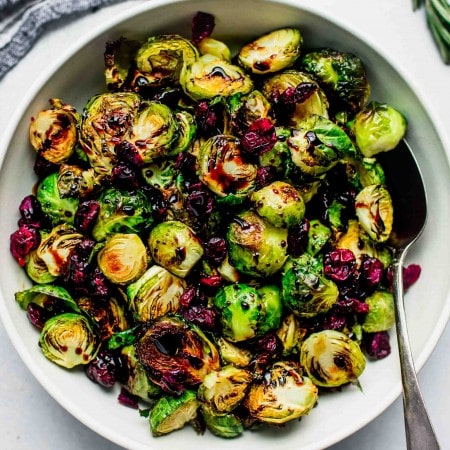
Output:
[0,1,449,449]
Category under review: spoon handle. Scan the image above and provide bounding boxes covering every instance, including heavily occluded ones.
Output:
[392,251,440,450]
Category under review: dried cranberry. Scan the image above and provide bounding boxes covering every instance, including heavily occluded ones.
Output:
[324,249,357,282]
[240,118,277,156]
[33,154,58,178]
[26,303,52,330]
[89,267,112,298]
[194,101,222,137]
[18,195,44,228]
[86,349,122,388]
[204,237,227,266]
[117,387,139,409]
[74,200,100,233]
[281,83,318,106]
[174,151,197,175]
[191,11,215,44]
[362,331,391,360]
[181,305,218,331]
[115,140,143,167]
[251,333,283,368]
[10,225,40,266]
[180,285,197,307]
[322,312,347,331]
[111,162,140,190]
[199,275,223,289]
[287,218,310,257]
[256,166,277,188]
[335,297,369,314]
[403,264,421,290]
[361,256,384,288]
[186,189,214,218]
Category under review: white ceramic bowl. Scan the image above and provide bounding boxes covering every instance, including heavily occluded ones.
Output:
[1,1,450,449]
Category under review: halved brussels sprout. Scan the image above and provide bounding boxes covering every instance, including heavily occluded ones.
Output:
[238,28,303,74]
[126,265,186,322]
[213,283,282,342]
[149,390,199,436]
[141,158,176,190]
[39,312,99,368]
[147,221,203,278]
[227,210,288,278]
[275,313,306,357]
[36,224,84,276]
[258,127,290,171]
[29,98,80,164]
[245,361,318,424]
[24,249,58,284]
[287,114,356,176]
[250,180,305,228]
[306,219,332,256]
[262,70,329,124]
[197,365,253,413]
[91,187,153,242]
[37,172,80,227]
[97,233,147,284]
[362,291,395,333]
[281,253,339,318]
[300,48,371,112]
[57,165,99,199]
[197,135,257,200]
[215,337,252,367]
[200,404,244,438]
[300,330,366,387]
[355,184,393,243]
[135,316,220,393]
[350,101,407,157]
[180,54,253,101]
[169,110,197,156]
[197,37,231,61]
[120,344,162,402]
[135,34,199,86]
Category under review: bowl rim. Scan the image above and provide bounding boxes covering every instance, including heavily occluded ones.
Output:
[0,0,449,449]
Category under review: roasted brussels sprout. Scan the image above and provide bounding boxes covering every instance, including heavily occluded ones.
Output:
[275,313,306,357]
[288,115,356,177]
[91,187,152,242]
[245,361,318,424]
[238,28,303,74]
[350,101,407,157]
[126,265,186,322]
[215,337,252,367]
[197,365,253,413]
[149,390,199,436]
[24,249,58,284]
[180,54,253,101]
[281,253,339,317]
[135,34,199,87]
[97,233,148,284]
[197,37,231,61]
[170,110,197,156]
[39,312,99,368]
[306,219,332,256]
[362,291,395,333]
[200,404,243,438]
[300,48,371,112]
[29,98,80,164]
[300,330,366,387]
[36,172,80,226]
[141,158,176,190]
[36,224,84,277]
[57,165,99,199]
[197,135,257,201]
[227,210,288,277]
[355,184,393,243]
[213,283,282,342]
[250,181,305,228]
[135,316,220,393]
[147,220,204,278]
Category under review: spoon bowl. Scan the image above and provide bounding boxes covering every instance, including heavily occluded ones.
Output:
[378,140,439,449]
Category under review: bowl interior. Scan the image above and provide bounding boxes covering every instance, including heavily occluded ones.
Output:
[1,1,449,449]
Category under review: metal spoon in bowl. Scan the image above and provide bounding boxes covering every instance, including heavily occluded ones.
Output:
[378,139,440,450]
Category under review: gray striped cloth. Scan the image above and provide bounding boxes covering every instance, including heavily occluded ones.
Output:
[0,0,130,80]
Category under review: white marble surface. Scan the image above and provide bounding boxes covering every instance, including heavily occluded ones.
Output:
[0,1,449,449]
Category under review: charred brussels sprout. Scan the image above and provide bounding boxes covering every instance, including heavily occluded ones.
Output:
[37,172,80,226]
[149,389,199,436]
[200,404,243,438]
[126,265,186,322]
[57,165,98,199]
[197,135,257,201]
[91,187,152,242]
[245,361,318,424]
[135,316,220,394]
[213,283,282,342]
[180,54,253,101]
[97,233,148,284]
[350,101,407,157]
[215,337,252,367]
[300,330,366,387]
[362,291,395,333]
[287,114,356,176]
[300,48,371,112]
[197,365,253,413]
[238,28,303,74]
[24,249,58,284]
[275,313,306,357]
[170,110,197,156]
[227,211,288,277]
[39,312,99,368]
[29,98,80,164]
[355,184,393,243]
[250,180,305,228]
[147,221,204,278]
[281,253,339,317]
[135,34,199,87]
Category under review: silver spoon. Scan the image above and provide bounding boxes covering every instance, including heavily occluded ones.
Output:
[378,139,440,450]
